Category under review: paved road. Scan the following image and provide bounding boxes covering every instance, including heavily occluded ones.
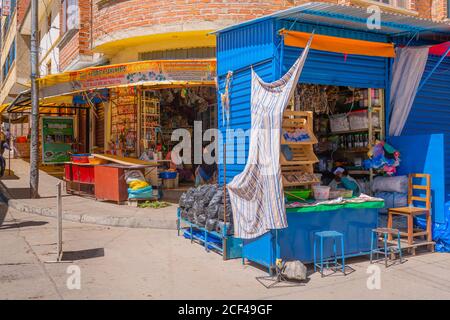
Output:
[1,204,450,300]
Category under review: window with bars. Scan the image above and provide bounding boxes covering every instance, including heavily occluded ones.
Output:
[2,0,17,40]
[370,0,410,10]
[2,38,16,82]
[61,0,80,34]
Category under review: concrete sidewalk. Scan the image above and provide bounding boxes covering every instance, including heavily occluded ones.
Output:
[0,158,177,229]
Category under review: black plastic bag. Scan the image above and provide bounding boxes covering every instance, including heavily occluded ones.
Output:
[206,203,219,219]
[205,219,217,232]
[208,189,224,206]
[195,214,207,227]
[217,204,233,222]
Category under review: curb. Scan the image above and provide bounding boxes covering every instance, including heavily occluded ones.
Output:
[0,182,177,230]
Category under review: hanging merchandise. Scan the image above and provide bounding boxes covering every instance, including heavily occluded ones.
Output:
[363,141,401,175]
[296,84,329,113]
[220,71,233,127]
[227,35,313,239]
[110,88,138,157]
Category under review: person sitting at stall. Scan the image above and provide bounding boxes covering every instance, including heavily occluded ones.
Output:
[329,167,361,197]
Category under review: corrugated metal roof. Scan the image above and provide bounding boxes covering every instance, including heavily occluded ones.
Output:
[215,2,450,37]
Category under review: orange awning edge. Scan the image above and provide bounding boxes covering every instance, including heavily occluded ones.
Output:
[281,30,396,58]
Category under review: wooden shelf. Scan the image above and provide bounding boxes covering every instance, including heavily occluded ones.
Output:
[281,144,318,165]
[331,129,369,134]
[280,111,319,188]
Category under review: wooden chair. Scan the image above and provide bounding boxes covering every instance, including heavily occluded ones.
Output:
[387,174,433,252]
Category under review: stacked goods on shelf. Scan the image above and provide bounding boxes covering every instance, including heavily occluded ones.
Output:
[140,91,160,151]
[280,111,319,187]
[111,88,138,156]
[179,185,233,235]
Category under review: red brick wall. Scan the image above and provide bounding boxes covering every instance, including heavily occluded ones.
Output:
[17,0,31,27]
[59,33,80,71]
[415,0,432,19]
[92,0,446,48]
[92,0,318,45]
[59,0,94,71]
[429,0,449,20]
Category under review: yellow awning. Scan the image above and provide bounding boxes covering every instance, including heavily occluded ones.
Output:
[2,92,74,114]
[38,59,217,98]
[0,104,9,115]
[281,30,396,58]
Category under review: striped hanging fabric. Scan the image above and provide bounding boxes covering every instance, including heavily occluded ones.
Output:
[227,36,313,239]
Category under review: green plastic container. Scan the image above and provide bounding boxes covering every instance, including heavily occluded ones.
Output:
[284,189,312,201]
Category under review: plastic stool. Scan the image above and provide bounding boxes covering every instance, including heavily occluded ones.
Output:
[370,228,403,267]
[313,231,346,277]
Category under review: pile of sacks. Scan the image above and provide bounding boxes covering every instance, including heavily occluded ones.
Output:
[125,170,153,199]
[373,175,408,213]
[179,184,233,235]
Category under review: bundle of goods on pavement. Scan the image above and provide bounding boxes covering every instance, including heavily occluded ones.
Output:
[125,170,153,199]
[179,184,233,235]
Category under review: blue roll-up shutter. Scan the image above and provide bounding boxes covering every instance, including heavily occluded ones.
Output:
[283,46,389,88]
[403,55,450,201]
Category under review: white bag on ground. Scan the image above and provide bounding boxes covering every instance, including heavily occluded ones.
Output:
[281,261,307,281]
[372,175,408,193]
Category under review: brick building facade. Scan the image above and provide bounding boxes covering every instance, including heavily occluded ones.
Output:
[90,0,449,64]
[9,0,450,73]
[57,0,99,71]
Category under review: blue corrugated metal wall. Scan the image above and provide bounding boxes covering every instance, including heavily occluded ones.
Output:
[217,60,274,184]
[402,55,450,201]
[217,20,275,77]
[282,46,389,88]
[217,19,392,184]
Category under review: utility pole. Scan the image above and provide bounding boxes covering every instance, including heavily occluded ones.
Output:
[30,0,39,198]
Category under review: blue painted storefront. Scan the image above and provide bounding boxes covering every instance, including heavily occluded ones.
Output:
[243,208,378,269]
[216,6,450,270]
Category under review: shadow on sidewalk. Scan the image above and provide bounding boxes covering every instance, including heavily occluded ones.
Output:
[0,174,20,180]
[61,248,105,261]
[4,187,34,199]
[0,204,6,226]
[0,220,48,230]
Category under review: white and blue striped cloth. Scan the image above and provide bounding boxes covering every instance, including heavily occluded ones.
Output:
[227,37,313,239]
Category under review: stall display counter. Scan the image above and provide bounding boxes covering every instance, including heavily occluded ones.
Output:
[94,164,148,204]
[64,162,95,197]
[242,200,384,273]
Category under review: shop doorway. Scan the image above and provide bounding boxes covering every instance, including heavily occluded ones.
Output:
[286,84,385,195]
[141,86,218,195]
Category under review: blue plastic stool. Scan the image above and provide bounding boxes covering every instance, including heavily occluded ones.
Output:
[313,231,346,277]
[370,228,403,267]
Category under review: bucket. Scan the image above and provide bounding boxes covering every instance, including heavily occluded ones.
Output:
[313,186,330,200]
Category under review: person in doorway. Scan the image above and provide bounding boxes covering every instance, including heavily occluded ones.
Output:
[0,129,10,177]
[329,167,361,197]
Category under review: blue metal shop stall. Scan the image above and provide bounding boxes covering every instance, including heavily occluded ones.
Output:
[215,2,450,272]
